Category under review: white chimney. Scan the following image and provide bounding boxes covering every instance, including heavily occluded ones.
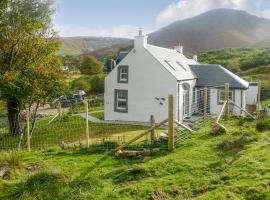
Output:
[193,55,198,62]
[134,28,148,49]
[174,45,183,54]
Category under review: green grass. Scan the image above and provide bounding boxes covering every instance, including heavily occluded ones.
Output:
[0,117,270,199]
[91,112,104,120]
[262,98,270,108]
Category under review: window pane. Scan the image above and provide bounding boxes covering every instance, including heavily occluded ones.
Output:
[121,73,128,80]
[115,90,128,112]
[219,91,225,101]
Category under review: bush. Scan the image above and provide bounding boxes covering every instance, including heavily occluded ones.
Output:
[70,75,91,92]
[79,55,103,75]
[90,74,105,93]
[256,118,270,132]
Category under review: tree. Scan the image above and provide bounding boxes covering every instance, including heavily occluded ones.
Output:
[79,55,103,75]
[0,0,65,135]
[90,74,105,93]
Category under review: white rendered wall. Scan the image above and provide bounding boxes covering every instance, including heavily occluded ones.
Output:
[245,85,258,105]
[209,88,246,116]
[104,46,178,123]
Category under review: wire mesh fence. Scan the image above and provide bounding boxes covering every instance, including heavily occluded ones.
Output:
[0,83,268,152]
[0,99,168,152]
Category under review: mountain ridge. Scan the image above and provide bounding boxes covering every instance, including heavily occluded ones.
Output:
[59,9,270,56]
[148,8,270,52]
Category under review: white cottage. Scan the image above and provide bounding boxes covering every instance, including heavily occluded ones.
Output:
[104,31,258,123]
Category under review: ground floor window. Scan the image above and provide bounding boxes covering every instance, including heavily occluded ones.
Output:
[218,89,234,104]
[114,89,128,113]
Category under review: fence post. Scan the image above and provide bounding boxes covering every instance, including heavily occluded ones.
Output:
[85,100,90,148]
[168,94,174,152]
[204,87,208,120]
[224,83,230,117]
[257,81,261,119]
[58,102,62,120]
[150,115,156,143]
[26,109,31,152]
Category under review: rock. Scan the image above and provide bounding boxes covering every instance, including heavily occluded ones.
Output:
[116,150,140,158]
[152,148,160,154]
[211,124,227,135]
[0,167,9,179]
[142,149,151,156]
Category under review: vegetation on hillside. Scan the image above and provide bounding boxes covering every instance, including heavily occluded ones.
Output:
[58,37,131,56]
[0,117,270,199]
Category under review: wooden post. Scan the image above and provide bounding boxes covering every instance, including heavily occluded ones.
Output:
[257,82,261,119]
[58,102,62,120]
[168,94,174,152]
[150,115,156,143]
[204,87,208,120]
[26,109,30,152]
[224,83,230,117]
[85,100,90,148]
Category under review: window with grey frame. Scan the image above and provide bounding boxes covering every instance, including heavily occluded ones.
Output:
[217,89,235,104]
[117,65,129,83]
[114,89,128,113]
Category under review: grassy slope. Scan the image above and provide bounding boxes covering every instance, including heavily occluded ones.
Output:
[1,117,270,199]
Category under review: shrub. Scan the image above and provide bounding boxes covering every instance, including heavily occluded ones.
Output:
[70,75,91,92]
[90,74,105,93]
[256,118,270,132]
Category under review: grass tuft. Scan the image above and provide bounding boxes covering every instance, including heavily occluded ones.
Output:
[256,118,270,132]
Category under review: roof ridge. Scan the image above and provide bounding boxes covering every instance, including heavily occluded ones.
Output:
[218,65,249,88]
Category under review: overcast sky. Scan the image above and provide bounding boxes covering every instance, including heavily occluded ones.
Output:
[55,0,270,38]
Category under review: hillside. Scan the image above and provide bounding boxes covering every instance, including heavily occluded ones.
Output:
[1,117,270,199]
[58,37,132,56]
[197,48,270,91]
[148,8,270,52]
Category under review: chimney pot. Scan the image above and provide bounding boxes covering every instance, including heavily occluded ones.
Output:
[174,45,183,54]
[193,55,198,62]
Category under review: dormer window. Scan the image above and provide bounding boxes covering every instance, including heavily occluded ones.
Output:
[118,65,129,83]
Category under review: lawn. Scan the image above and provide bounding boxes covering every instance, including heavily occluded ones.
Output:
[0,117,270,199]
[90,111,104,120]
[262,98,270,108]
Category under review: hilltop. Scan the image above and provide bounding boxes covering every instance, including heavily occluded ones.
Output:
[148,8,270,52]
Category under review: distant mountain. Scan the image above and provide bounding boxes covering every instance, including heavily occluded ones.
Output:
[58,37,132,56]
[148,8,270,52]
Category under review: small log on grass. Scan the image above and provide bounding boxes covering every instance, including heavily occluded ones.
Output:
[115,150,140,158]
[211,123,227,135]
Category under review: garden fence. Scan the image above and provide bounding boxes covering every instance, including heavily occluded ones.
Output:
[0,82,267,152]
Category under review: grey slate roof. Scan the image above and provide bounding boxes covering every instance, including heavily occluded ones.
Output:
[116,51,129,65]
[189,64,249,89]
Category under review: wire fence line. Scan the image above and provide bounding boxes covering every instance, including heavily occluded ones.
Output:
[0,83,268,152]
[0,99,169,152]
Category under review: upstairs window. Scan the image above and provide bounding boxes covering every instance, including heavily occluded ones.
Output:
[118,65,129,83]
[114,89,128,113]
